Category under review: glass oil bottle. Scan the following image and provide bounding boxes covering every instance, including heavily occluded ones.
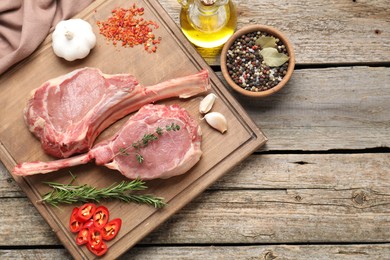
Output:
[178,0,237,48]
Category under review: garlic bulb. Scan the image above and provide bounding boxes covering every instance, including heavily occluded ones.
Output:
[204,112,227,134]
[52,19,96,61]
[199,93,217,114]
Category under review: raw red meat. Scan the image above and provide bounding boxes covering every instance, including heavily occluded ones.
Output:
[24,67,209,158]
[13,104,202,180]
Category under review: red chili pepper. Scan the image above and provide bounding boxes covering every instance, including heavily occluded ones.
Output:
[76,228,89,245]
[93,206,109,229]
[101,218,122,241]
[68,203,122,256]
[87,240,108,257]
[96,4,161,53]
[77,203,97,222]
[83,218,95,229]
[88,227,103,250]
[75,218,94,245]
[69,207,83,233]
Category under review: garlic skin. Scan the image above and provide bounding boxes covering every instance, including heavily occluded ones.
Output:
[52,19,96,61]
[199,93,217,114]
[204,112,227,134]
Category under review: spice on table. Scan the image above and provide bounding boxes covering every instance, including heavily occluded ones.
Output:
[226,31,289,92]
[97,4,161,53]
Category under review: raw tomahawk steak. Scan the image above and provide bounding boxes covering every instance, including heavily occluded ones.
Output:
[24,67,209,158]
[14,104,202,180]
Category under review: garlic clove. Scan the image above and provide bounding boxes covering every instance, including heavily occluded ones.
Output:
[204,112,227,134]
[199,93,217,114]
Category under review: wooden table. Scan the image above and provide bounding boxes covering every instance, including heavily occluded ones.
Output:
[1,0,389,258]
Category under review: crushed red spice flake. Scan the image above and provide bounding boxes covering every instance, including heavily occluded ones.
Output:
[97,4,161,53]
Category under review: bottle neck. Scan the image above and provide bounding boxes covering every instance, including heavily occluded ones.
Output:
[180,0,229,9]
[186,0,231,33]
[196,0,219,14]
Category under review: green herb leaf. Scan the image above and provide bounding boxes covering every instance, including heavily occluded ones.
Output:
[260,47,289,67]
[166,123,180,131]
[40,178,166,208]
[255,36,277,48]
[118,147,130,156]
[156,127,163,135]
[116,123,181,163]
[136,154,144,164]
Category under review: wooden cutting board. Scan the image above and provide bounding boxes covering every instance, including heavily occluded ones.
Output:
[0,0,266,258]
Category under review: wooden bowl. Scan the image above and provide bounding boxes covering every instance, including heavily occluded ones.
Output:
[220,25,295,97]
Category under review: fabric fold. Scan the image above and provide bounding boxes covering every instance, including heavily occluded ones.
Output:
[0,0,93,76]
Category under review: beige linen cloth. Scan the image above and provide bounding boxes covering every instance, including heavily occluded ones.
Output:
[0,0,93,75]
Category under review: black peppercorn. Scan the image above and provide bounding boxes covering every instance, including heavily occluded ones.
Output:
[225,30,289,92]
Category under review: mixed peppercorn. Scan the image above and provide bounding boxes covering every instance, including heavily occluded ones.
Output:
[226,31,289,92]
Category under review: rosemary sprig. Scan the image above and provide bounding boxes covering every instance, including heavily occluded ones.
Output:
[40,178,166,208]
[117,123,181,163]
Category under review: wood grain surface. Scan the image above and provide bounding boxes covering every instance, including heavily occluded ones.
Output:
[1,0,390,259]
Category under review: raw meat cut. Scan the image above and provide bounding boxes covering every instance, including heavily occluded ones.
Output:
[14,104,202,180]
[24,67,210,158]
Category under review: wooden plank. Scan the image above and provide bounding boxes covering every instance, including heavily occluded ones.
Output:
[2,184,389,245]
[0,198,59,246]
[2,153,389,246]
[2,244,390,259]
[159,0,390,65]
[218,66,390,151]
[0,154,390,246]
[3,153,390,197]
[0,161,23,197]
[145,190,390,244]
[125,244,390,259]
[214,153,390,190]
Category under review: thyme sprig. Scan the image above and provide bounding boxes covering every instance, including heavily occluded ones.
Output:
[117,123,181,163]
[40,178,166,208]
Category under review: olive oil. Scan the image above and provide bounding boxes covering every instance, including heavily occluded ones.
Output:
[179,0,237,48]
